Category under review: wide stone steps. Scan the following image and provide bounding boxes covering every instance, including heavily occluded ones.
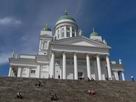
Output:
[0,77,136,102]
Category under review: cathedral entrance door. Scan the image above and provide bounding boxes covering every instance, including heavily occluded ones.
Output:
[78,72,84,80]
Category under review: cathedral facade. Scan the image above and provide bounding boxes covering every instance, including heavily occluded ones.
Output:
[8,11,125,80]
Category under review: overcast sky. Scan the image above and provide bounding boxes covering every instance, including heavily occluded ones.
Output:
[0,0,136,80]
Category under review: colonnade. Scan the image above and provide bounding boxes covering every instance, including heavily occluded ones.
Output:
[50,52,113,80]
[113,71,125,81]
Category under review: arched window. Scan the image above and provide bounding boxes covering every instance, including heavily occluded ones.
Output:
[72,27,75,37]
[43,41,47,49]
[61,28,64,38]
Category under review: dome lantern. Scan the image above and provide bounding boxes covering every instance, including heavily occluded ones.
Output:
[90,28,103,42]
[43,24,51,31]
[90,28,99,36]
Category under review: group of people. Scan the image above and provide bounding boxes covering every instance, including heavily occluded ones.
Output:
[87,89,96,96]
[16,76,99,100]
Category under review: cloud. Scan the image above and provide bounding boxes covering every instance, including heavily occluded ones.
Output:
[0,53,11,64]
[0,17,22,26]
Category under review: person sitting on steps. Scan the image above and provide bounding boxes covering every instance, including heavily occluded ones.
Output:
[51,93,58,101]
[35,80,41,87]
[16,91,23,99]
[87,77,90,81]
[87,88,96,96]
[91,77,95,81]
[58,75,60,79]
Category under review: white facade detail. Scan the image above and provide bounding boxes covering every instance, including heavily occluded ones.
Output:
[96,55,102,80]
[86,54,91,79]
[8,11,125,80]
[62,53,66,79]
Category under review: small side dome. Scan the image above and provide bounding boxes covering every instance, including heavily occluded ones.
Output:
[90,28,99,36]
[90,28,103,42]
[43,24,51,31]
[91,31,99,36]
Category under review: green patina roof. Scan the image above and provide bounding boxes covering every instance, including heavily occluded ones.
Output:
[90,28,99,36]
[43,24,51,31]
[58,10,76,22]
[91,31,99,36]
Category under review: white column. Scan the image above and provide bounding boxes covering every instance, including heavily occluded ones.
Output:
[96,55,102,80]
[86,54,91,79]
[11,69,15,77]
[74,53,78,80]
[37,65,40,78]
[26,68,30,77]
[17,68,22,77]
[64,26,67,38]
[39,40,42,50]
[8,67,12,76]
[113,71,119,80]
[62,53,66,79]
[121,72,125,81]
[106,55,112,80]
[70,26,72,37]
[50,52,55,78]
[8,67,15,77]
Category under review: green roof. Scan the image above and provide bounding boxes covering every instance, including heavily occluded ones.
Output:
[43,24,51,31]
[91,31,99,36]
[90,28,99,36]
[58,10,76,22]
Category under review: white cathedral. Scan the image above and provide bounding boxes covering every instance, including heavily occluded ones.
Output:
[8,11,125,81]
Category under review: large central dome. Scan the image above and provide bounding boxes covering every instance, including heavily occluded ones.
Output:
[55,11,79,40]
[56,11,76,25]
[58,12,76,22]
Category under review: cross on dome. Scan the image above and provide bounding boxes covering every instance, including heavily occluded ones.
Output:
[64,9,68,15]
[43,24,51,31]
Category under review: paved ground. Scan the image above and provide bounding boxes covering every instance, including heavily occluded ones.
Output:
[0,77,136,102]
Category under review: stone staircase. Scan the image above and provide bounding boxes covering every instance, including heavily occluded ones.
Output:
[0,77,136,102]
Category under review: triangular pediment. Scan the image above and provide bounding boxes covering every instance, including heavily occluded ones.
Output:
[71,41,96,47]
[51,36,110,48]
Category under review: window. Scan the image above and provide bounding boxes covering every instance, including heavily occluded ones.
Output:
[66,26,70,31]
[44,41,47,49]
[78,72,83,76]
[61,28,64,32]
[66,32,70,37]
[30,70,36,74]
[61,28,64,38]
[61,32,64,37]
[72,32,75,37]
[72,27,75,32]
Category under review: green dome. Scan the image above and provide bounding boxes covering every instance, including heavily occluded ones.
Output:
[90,28,99,36]
[43,24,51,31]
[91,31,99,36]
[58,10,76,22]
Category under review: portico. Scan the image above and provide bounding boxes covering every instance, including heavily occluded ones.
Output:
[49,50,112,80]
